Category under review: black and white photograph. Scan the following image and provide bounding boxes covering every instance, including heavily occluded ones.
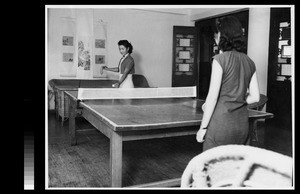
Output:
[95,39,106,49]
[44,4,295,190]
[62,36,74,46]
[95,55,105,64]
[62,53,73,62]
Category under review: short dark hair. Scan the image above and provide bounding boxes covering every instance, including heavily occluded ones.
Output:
[118,40,133,54]
[216,16,246,53]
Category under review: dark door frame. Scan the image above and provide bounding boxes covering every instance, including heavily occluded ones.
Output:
[266,7,292,129]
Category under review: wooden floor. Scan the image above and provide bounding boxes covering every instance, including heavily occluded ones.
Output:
[47,111,292,188]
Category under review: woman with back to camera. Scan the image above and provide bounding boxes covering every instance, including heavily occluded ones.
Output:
[196,16,260,151]
[102,40,135,88]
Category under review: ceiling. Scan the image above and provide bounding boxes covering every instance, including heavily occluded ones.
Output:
[133,7,249,16]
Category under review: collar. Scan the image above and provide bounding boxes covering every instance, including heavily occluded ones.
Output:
[122,53,129,59]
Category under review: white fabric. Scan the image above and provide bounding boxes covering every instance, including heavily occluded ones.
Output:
[77,86,196,100]
[119,73,134,88]
[118,53,133,88]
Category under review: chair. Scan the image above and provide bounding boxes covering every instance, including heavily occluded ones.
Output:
[181,145,292,188]
[247,94,269,146]
[132,74,150,88]
[48,88,54,110]
[247,94,268,111]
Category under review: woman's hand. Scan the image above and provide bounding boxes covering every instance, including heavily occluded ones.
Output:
[100,66,107,75]
[196,127,207,143]
[112,83,120,88]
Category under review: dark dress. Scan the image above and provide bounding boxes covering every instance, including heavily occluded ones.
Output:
[119,54,135,74]
[203,50,256,151]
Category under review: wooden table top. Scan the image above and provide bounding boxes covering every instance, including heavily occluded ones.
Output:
[65,91,274,132]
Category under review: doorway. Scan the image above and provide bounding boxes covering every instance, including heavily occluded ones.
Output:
[195,9,249,99]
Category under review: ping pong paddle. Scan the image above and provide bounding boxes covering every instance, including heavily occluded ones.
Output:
[100,65,107,75]
[112,83,119,88]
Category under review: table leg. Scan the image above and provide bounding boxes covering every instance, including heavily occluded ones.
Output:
[61,92,65,126]
[247,119,259,147]
[69,98,77,146]
[110,132,123,187]
[246,119,254,145]
[252,119,259,146]
[61,116,65,126]
[54,90,59,120]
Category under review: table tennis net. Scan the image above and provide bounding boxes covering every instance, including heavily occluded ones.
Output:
[77,86,196,100]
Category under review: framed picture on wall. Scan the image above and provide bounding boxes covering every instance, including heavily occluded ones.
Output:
[178,64,190,72]
[281,45,291,58]
[95,39,106,48]
[179,51,191,59]
[62,36,74,46]
[95,55,105,64]
[62,53,74,62]
[179,39,191,47]
[281,64,291,76]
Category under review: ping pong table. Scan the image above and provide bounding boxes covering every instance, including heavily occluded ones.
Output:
[65,88,274,187]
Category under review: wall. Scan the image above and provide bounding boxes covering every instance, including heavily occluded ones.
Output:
[47,8,191,87]
[47,7,271,111]
[247,8,270,96]
[94,9,193,87]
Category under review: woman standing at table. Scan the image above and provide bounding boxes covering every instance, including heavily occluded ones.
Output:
[196,16,260,151]
[102,40,135,88]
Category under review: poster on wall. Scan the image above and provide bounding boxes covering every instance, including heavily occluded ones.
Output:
[95,55,105,64]
[62,53,74,62]
[93,21,108,78]
[95,39,105,48]
[60,18,77,77]
[78,38,91,70]
[62,36,74,46]
[76,36,93,79]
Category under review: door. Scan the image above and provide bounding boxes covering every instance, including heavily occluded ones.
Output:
[267,8,292,130]
[172,26,197,88]
[195,10,249,99]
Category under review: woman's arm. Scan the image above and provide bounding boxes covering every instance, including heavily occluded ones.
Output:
[196,59,223,143]
[246,72,260,104]
[103,66,119,72]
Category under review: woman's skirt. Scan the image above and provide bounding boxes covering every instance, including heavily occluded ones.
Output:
[119,74,134,88]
